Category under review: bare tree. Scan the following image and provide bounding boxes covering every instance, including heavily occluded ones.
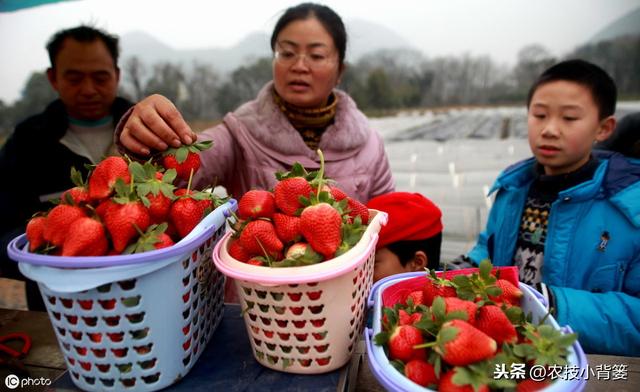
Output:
[513,44,556,93]
[183,62,221,120]
[123,56,147,102]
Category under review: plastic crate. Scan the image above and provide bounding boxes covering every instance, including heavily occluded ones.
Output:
[365,271,588,392]
[7,200,237,392]
[212,210,388,374]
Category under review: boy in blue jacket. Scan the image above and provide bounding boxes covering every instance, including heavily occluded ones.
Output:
[450,59,640,356]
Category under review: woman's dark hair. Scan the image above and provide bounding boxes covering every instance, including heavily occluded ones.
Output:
[387,232,442,270]
[526,59,617,120]
[270,2,347,67]
[47,25,119,69]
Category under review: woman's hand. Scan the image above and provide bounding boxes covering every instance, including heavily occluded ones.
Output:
[120,94,198,156]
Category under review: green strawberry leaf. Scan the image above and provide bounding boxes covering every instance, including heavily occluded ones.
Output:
[390,359,405,374]
[373,331,390,346]
[176,146,189,163]
[163,168,177,184]
[129,162,148,182]
[69,167,85,187]
[275,162,309,180]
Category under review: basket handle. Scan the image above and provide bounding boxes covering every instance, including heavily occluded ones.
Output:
[18,256,178,293]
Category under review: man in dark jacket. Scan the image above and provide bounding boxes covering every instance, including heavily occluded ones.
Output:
[0,25,133,310]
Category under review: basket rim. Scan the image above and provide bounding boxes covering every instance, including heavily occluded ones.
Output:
[7,199,237,268]
[212,209,387,285]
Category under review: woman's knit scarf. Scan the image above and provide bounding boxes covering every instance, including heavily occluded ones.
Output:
[272,89,338,150]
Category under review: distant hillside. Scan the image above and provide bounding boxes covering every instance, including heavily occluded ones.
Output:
[589,7,640,43]
[120,18,415,73]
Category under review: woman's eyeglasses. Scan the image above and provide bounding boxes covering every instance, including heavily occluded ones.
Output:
[273,49,336,70]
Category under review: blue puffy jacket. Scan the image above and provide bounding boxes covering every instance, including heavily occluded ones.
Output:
[467,151,640,356]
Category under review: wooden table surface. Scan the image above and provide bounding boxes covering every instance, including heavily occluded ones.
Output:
[1,308,638,391]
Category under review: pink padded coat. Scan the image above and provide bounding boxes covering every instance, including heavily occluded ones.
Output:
[193,82,395,202]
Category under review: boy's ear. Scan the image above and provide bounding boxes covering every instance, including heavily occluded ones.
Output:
[596,115,616,142]
[408,251,428,272]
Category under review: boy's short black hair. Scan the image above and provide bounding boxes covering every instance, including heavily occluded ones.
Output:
[46,25,119,69]
[526,59,617,120]
[386,232,442,270]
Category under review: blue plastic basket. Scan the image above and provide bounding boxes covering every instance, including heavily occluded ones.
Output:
[8,200,237,392]
[365,271,588,392]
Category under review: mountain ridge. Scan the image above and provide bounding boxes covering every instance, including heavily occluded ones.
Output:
[120,18,416,72]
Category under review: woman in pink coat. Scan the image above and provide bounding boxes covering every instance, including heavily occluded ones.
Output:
[117,3,394,202]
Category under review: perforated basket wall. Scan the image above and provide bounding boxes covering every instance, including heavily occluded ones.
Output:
[234,248,374,374]
[10,202,237,392]
[36,225,226,391]
[35,224,225,391]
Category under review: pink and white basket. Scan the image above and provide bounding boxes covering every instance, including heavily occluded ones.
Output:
[213,210,387,374]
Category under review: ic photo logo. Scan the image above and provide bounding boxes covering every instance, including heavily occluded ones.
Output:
[5,374,19,389]
[5,374,52,389]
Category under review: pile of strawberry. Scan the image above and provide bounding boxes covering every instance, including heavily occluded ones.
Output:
[375,261,577,392]
[25,141,227,257]
[227,150,369,267]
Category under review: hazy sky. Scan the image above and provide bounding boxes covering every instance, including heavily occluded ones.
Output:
[1,0,639,103]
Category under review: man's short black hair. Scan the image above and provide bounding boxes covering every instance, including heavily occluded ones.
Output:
[526,59,617,120]
[46,25,119,69]
[386,232,442,270]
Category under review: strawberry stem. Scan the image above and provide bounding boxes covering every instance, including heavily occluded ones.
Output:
[187,168,194,192]
[315,149,325,203]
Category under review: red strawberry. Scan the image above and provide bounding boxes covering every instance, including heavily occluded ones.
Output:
[274,177,312,215]
[490,279,523,305]
[398,309,413,326]
[88,156,131,200]
[26,216,47,252]
[404,359,438,387]
[328,186,348,201]
[435,319,497,366]
[443,297,478,325]
[61,167,89,205]
[388,325,426,362]
[475,305,518,345]
[104,201,151,253]
[439,368,489,392]
[61,187,90,205]
[126,223,175,253]
[516,378,550,392]
[146,192,173,224]
[247,257,265,266]
[174,188,191,197]
[238,190,276,219]
[161,141,212,181]
[273,213,302,243]
[43,204,86,247]
[95,199,117,220]
[62,217,108,256]
[228,240,252,262]
[238,220,283,257]
[300,202,342,259]
[169,196,206,239]
[163,152,200,181]
[423,275,457,306]
[346,197,370,224]
[405,290,424,306]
